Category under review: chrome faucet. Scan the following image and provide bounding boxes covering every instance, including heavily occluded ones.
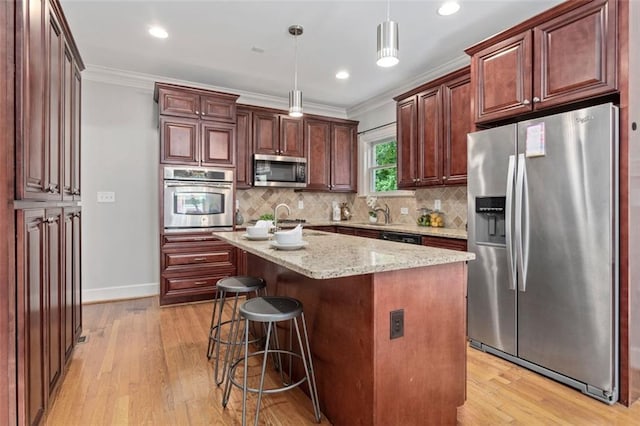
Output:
[273,203,291,231]
[374,203,391,225]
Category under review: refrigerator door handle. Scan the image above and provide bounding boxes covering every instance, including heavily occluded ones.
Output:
[515,153,528,291]
[505,155,516,290]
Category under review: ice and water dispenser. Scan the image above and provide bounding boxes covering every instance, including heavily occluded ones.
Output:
[474,196,506,245]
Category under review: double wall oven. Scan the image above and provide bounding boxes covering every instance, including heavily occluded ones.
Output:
[163,166,234,232]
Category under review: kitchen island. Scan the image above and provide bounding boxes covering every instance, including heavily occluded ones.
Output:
[213,230,475,425]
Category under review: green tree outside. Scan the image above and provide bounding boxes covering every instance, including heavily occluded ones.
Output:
[374,141,397,192]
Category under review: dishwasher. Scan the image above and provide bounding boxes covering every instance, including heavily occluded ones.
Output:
[379,231,422,245]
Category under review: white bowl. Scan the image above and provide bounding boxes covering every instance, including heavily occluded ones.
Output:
[246,226,269,237]
[274,231,302,245]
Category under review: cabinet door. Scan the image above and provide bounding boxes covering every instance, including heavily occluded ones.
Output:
[422,236,467,251]
[236,108,253,188]
[280,116,305,157]
[61,45,73,200]
[473,31,533,123]
[417,87,443,186]
[160,116,199,165]
[396,97,417,188]
[72,65,81,200]
[72,211,82,339]
[304,119,331,190]
[46,11,62,198]
[157,87,200,118]
[253,112,279,155]
[17,209,46,426]
[20,0,48,200]
[534,0,617,110]
[44,208,62,396]
[200,94,237,122]
[201,121,235,167]
[63,210,74,361]
[331,123,357,192]
[442,74,471,185]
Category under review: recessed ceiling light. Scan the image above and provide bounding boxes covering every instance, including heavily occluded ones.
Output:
[437,1,460,16]
[336,70,350,80]
[149,26,168,39]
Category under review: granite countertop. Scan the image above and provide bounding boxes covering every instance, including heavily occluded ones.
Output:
[213,230,475,280]
[239,221,468,240]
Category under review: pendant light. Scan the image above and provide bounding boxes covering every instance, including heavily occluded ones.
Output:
[376,0,399,67]
[288,25,304,117]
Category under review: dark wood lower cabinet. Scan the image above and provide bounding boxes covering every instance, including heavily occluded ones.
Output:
[17,207,82,426]
[160,232,237,305]
[422,235,467,251]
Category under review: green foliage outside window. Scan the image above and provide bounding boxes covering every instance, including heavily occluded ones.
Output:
[373,141,397,192]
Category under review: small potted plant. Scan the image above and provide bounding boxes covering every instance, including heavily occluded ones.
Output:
[368,210,378,224]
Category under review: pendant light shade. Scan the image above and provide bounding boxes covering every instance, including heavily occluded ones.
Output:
[377,0,399,67]
[289,89,303,117]
[288,25,304,117]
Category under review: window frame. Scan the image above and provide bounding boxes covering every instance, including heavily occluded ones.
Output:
[358,123,415,198]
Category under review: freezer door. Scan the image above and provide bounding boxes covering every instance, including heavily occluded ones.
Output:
[516,104,617,393]
[467,124,517,355]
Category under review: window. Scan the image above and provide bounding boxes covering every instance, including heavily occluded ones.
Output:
[370,140,397,192]
[358,123,414,197]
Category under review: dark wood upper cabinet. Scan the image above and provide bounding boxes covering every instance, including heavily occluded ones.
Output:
[253,111,280,155]
[396,67,470,188]
[304,118,357,192]
[17,0,83,202]
[201,121,235,166]
[72,65,81,200]
[304,119,331,191]
[330,123,357,192]
[156,85,237,122]
[155,83,239,167]
[396,97,417,188]
[253,111,304,157]
[235,107,253,188]
[468,0,617,124]
[279,116,305,157]
[442,73,471,185]
[159,116,199,165]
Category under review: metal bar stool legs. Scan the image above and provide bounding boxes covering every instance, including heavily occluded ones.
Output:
[206,276,266,386]
[222,296,321,426]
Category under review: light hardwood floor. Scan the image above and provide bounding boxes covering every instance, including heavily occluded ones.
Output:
[46,297,640,425]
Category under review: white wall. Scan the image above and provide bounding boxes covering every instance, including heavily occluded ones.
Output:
[81,80,160,302]
[349,100,396,133]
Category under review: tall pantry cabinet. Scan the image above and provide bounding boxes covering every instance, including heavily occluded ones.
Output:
[9,1,85,425]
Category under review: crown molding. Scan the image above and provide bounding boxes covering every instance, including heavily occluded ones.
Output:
[81,64,348,118]
[346,55,470,119]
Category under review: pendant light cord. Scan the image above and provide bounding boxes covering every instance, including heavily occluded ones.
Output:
[293,34,298,90]
[386,0,390,20]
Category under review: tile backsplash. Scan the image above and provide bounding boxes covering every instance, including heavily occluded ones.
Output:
[236,186,468,230]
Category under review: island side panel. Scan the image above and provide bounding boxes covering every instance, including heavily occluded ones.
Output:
[247,254,375,426]
[372,262,467,425]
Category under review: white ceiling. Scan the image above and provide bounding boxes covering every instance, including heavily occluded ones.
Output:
[60,0,563,112]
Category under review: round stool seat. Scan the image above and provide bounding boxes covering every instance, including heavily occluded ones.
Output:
[217,276,265,293]
[240,296,302,323]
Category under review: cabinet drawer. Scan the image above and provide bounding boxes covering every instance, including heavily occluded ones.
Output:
[354,229,380,239]
[164,250,234,270]
[162,233,223,247]
[422,236,467,251]
[164,274,220,292]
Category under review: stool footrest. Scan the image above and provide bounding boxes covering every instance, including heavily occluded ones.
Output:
[228,350,307,394]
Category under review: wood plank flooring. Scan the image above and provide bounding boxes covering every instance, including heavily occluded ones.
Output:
[45,297,640,425]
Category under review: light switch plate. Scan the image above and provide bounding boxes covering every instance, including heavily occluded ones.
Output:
[400,207,409,215]
[97,191,115,203]
[298,200,304,209]
[434,199,441,211]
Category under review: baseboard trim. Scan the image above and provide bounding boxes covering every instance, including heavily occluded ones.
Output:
[82,282,159,303]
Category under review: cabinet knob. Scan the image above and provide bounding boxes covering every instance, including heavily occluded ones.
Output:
[195,110,200,115]
[522,99,531,105]
[201,112,206,116]
[532,97,540,103]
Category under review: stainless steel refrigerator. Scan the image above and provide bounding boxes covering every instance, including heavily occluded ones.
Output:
[467,103,619,404]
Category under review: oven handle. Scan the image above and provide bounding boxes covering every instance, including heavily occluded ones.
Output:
[164,182,233,190]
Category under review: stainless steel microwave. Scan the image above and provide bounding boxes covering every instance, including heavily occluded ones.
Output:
[253,154,307,188]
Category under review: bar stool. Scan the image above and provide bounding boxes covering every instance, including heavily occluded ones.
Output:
[223,296,321,426]
[206,276,266,386]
